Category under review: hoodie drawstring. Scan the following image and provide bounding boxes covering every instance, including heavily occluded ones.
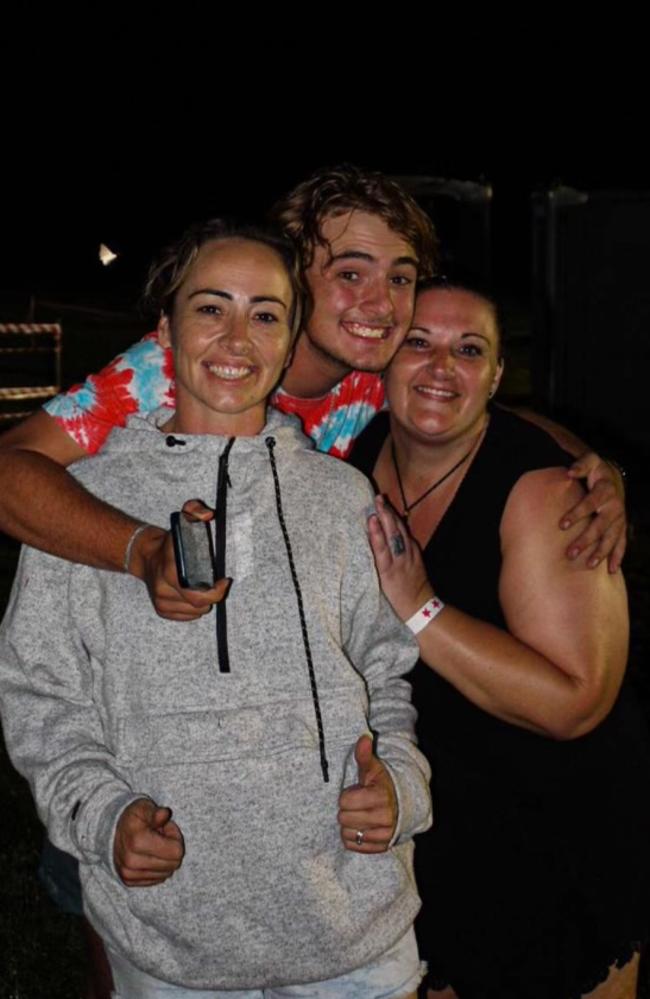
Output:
[265,437,330,784]
[215,437,236,673]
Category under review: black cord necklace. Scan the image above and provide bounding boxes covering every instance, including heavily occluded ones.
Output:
[390,430,484,521]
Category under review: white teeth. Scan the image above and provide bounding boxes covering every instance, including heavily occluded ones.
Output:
[344,323,388,340]
[416,386,456,399]
[206,364,252,381]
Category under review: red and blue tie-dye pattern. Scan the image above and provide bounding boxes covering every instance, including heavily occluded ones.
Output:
[44,330,385,459]
[273,373,385,459]
[45,333,175,454]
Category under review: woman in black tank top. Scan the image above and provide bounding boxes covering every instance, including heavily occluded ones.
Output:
[348,283,650,999]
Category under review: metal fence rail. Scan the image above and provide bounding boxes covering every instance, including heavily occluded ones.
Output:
[0,322,62,421]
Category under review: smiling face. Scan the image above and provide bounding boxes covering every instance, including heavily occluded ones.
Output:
[158,238,294,436]
[302,210,419,377]
[385,287,504,446]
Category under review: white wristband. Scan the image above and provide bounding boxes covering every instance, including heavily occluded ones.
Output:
[123,523,150,573]
[405,596,445,635]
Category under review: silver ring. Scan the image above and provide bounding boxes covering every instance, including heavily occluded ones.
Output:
[355,829,364,846]
[390,534,406,556]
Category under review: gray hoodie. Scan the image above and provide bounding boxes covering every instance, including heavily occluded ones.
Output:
[0,408,431,990]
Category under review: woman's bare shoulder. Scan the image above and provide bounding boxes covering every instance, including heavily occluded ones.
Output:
[501,466,585,534]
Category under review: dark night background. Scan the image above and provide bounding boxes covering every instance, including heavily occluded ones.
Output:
[4,123,650,455]
[2,102,650,994]
[4,146,649,306]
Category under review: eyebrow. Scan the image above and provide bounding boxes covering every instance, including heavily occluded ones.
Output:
[188,288,288,309]
[461,332,491,344]
[328,250,419,270]
[410,327,492,345]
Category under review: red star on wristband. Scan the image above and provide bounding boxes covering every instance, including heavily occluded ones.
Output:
[423,599,441,619]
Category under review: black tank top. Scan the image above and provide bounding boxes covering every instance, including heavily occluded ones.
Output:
[348,405,645,790]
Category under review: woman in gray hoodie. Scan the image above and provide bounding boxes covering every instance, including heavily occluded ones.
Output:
[0,221,431,997]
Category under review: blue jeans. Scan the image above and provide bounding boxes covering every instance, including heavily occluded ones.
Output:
[108,927,423,998]
[38,837,83,916]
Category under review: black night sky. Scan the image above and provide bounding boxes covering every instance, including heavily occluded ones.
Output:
[3,95,649,309]
[2,88,650,457]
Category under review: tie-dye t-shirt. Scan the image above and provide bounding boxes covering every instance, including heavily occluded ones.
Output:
[44,331,386,459]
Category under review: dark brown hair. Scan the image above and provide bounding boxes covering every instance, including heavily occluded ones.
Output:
[142,219,305,340]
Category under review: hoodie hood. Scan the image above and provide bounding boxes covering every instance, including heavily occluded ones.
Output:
[100,405,312,460]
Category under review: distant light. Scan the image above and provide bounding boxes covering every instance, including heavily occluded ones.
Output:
[99,243,118,267]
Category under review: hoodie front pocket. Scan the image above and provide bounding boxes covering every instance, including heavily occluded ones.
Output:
[115,702,322,768]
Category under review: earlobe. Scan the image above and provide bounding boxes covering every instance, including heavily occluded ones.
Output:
[490,360,505,397]
[283,345,295,372]
[157,313,172,349]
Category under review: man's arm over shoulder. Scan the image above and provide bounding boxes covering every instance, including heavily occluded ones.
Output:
[0,412,231,619]
[0,330,173,568]
[507,405,627,572]
[0,409,149,571]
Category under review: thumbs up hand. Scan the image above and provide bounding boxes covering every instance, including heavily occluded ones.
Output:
[337,734,398,853]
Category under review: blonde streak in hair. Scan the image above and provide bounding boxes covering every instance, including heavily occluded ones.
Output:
[164,244,203,310]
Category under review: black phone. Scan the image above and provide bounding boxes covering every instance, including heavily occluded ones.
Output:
[170,512,215,590]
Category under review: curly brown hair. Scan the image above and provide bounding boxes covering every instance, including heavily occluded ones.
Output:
[271,164,439,279]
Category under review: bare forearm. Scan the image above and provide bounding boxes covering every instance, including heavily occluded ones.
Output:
[417,606,590,738]
[0,411,201,610]
[0,448,142,571]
